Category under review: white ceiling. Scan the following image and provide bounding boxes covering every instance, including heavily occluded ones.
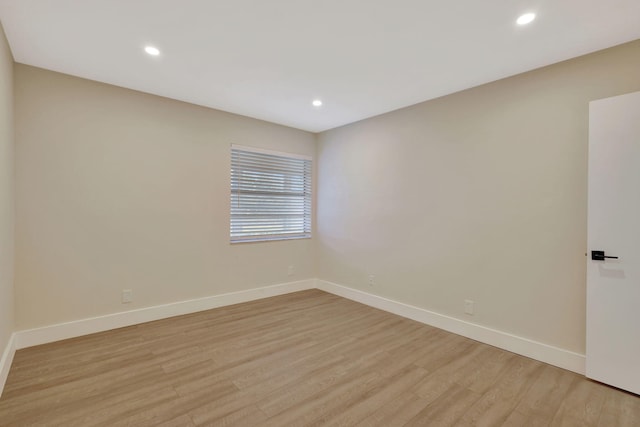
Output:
[1,1,639,132]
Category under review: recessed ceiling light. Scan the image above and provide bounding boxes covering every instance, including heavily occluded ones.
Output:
[516,13,536,25]
[144,46,160,56]
[312,99,323,107]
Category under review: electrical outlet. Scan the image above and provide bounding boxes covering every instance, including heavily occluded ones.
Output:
[368,274,375,286]
[288,265,295,276]
[464,299,474,315]
[122,289,133,304]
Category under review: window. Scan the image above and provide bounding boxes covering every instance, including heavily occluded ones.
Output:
[230,145,312,243]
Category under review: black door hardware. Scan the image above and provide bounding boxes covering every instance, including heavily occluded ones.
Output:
[591,250,619,261]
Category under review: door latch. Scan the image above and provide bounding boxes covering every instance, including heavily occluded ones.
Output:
[591,250,619,261]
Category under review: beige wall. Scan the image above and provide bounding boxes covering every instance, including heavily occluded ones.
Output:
[0,22,14,351]
[11,36,640,355]
[316,40,640,354]
[14,65,316,330]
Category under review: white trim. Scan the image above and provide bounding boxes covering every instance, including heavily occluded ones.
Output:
[0,333,16,397]
[230,234,312,244]
[231,144,312,161]
[316,279,586,374]
[7,278,585,381]
[15,279,315,350]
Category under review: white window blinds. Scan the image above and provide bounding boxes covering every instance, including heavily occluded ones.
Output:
[230,145,312,242]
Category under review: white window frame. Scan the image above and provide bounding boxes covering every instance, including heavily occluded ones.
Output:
[230,144,312,243]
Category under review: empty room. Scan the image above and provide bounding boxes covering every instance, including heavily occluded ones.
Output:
[1,1,640,426]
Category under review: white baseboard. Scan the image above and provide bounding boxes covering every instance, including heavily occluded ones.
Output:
[316,279,586,375]
[5,276,585,392]
[14,279,315,350]
[0,332,16,397]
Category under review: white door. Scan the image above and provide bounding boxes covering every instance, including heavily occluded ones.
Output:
[587,90,640,395]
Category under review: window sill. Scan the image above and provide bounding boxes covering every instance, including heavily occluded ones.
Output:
[230,235,312,244]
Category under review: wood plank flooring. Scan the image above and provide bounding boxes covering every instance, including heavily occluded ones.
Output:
[1,289,639,426]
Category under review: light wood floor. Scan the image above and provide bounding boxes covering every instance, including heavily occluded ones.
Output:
[1,290,639,426]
